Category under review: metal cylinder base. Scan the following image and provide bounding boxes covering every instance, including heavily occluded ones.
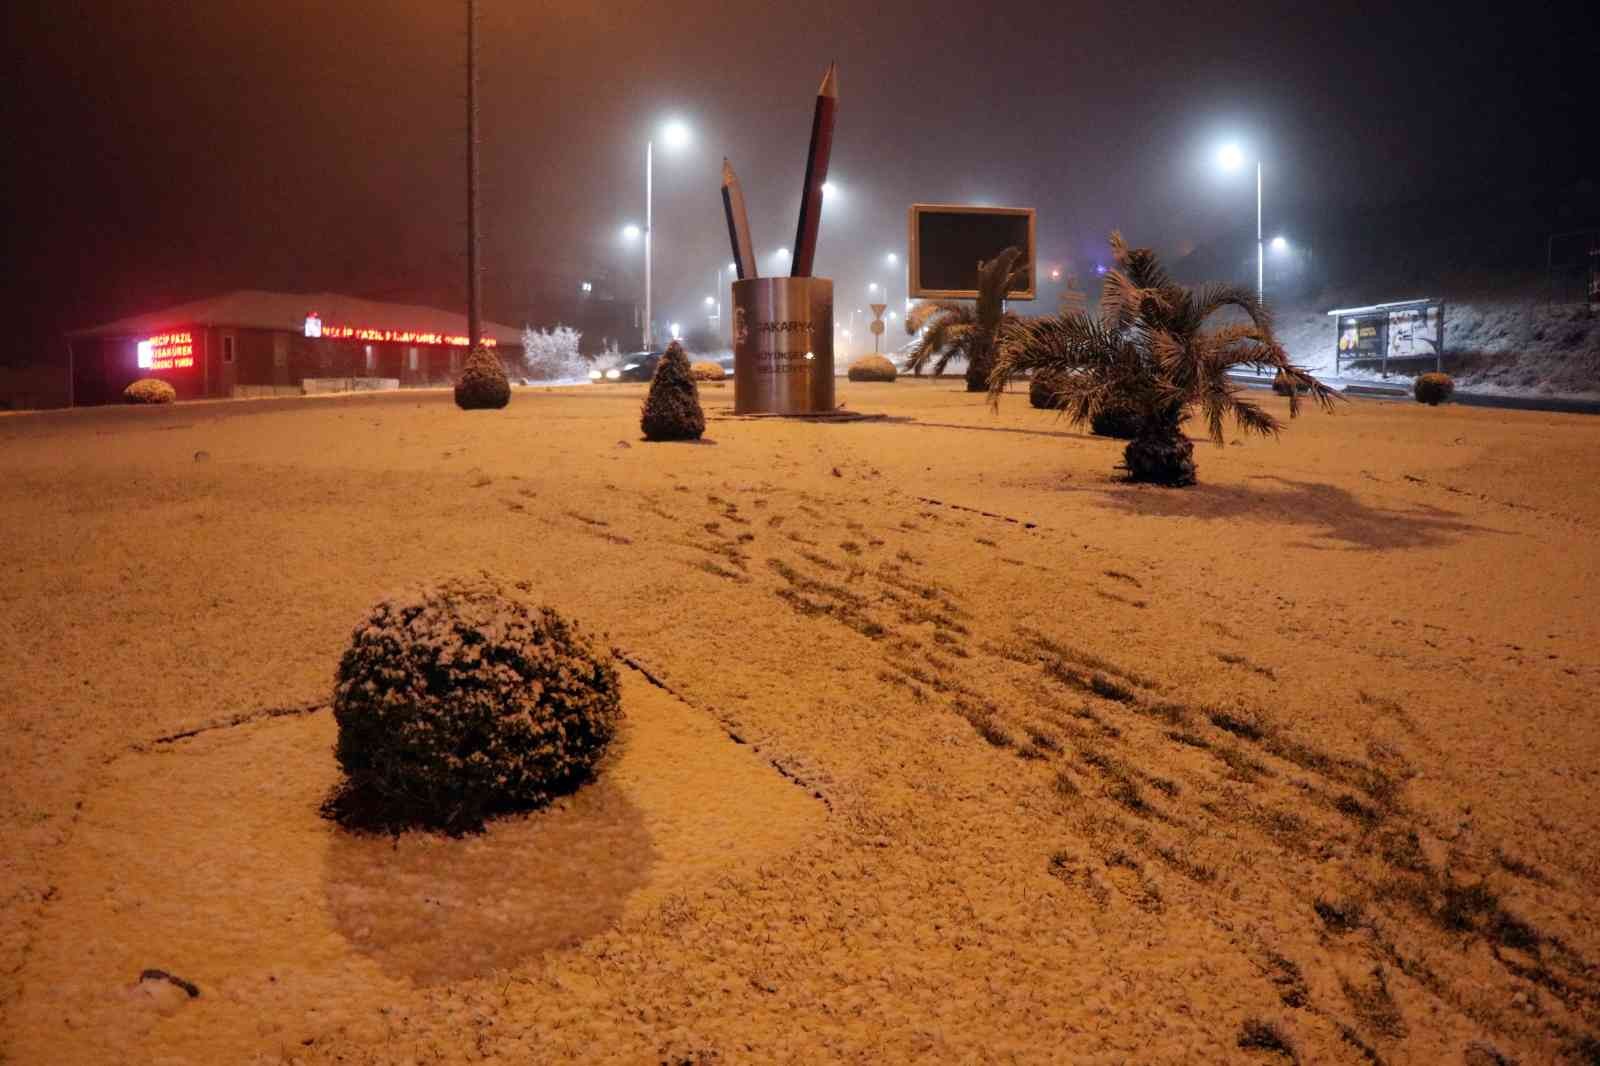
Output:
[732,277,834,415]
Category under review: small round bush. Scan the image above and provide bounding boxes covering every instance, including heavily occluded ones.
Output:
[1414,372,1454,406]
[690,361,725,381]
[1029,371,1064,409]
[328,576,622,833]
[454,346,511,410]
[640,341,705,441]
[124,378,176,405]
[847,355,897,382]
[1272,369,1309,396]
[1091,405,1143,439]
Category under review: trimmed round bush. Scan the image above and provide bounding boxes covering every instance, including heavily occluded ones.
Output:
[1029,371,1064,409]
[124,378,176,405]
[1413,372,1454,406]
[847,355,897,382]
[328,576,622,833]
[454,346,511,410]
[690,361,726,381]
[640,341,705,441]
[1091,405,1143,439]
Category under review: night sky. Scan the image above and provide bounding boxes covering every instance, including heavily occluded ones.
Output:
[5,0,1595,361]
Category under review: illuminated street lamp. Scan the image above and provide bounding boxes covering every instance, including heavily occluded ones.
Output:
[640,117,693,348]
[1217,140,1264,301]
[885,252,898,265]
[1271,235,1290,253]
[621,223,641,240]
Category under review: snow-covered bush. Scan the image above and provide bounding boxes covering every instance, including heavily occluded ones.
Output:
[690,361,725,381]
[640,342,705,441]
[848,355,897,382]
[454,347,511,409]
[1413,372,1454,406]
[328,576,622,833]
[521,325,586,381]
[124,378,176,404]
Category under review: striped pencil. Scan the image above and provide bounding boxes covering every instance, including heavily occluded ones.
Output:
[790,62,837,278]
[721,159,758,281]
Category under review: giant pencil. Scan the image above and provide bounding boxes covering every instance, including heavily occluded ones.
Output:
[789,62,837,278]
[721,159,758,281]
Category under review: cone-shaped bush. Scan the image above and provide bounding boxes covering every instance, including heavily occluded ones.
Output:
[640,341,705,441]
[1413,372,1454,406]
[454,346,511,410]
[327,575,622,833]
[124,378,176,404]
[847,355,897,382]
[690,360,725,381]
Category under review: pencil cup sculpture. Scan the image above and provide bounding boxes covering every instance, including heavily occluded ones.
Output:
[732,277,834,415]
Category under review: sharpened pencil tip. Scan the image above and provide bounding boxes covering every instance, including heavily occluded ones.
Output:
[819,62,838,98]
[722,158,735,183]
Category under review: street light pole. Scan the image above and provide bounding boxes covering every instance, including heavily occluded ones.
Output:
[466,0,482,351]
[643,139,653,349]
[1256,160,1264,303]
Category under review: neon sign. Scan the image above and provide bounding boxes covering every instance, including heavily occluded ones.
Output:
[304,314,492,347]
[137,331,195,370]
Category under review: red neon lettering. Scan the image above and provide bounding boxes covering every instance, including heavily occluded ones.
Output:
[314,324,492,347]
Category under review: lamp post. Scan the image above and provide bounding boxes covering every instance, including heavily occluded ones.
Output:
[1218,142,1263,302]
[465,0,482,351]
[637,119,691,349]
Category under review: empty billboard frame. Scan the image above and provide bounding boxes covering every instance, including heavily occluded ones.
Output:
[907,204,1036,300]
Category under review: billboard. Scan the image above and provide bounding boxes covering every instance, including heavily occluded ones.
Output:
[908,204,1035,300]
[1330,299,1444,375]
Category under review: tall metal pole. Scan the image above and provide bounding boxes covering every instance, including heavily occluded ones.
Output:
[1256,160,1264,303]
[466,0,482,351]
[643,140,653,349]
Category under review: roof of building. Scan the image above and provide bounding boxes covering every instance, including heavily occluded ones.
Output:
[69,290,522,344]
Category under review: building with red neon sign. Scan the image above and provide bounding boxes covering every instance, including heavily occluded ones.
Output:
[66,291,520,405]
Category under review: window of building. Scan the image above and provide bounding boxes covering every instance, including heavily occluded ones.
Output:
[222,334,236,364]
[364,344,376,372]
[408,347,419,372]
[273,335,288,368]
[449,349,462,374]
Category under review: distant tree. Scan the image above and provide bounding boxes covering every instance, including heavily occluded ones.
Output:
[521,325,585,381]
[902,246,1027,392]
[991,232,1337,486]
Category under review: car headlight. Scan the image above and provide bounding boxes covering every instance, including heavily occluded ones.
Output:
[605,368,621,380]
[588,369,602,380]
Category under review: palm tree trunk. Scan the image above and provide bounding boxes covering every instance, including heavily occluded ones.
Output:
[964,341,992,393]
[1123,410,1196,486]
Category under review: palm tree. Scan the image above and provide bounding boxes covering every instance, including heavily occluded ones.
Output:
[990,232,1337,486]
[903,246,1027,392]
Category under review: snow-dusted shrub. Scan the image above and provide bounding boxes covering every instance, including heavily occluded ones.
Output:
[454,347,511,410]
[1413,372,1454,406]
[522,325,586,381]
[640,342,705,441]
[690,361,725,381]
[328,576,622,832]
[124,378,176,404]
[847,355,897,382]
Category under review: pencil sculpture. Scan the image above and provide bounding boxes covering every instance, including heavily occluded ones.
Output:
[789,62,837,278]
[721,159,758,281]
